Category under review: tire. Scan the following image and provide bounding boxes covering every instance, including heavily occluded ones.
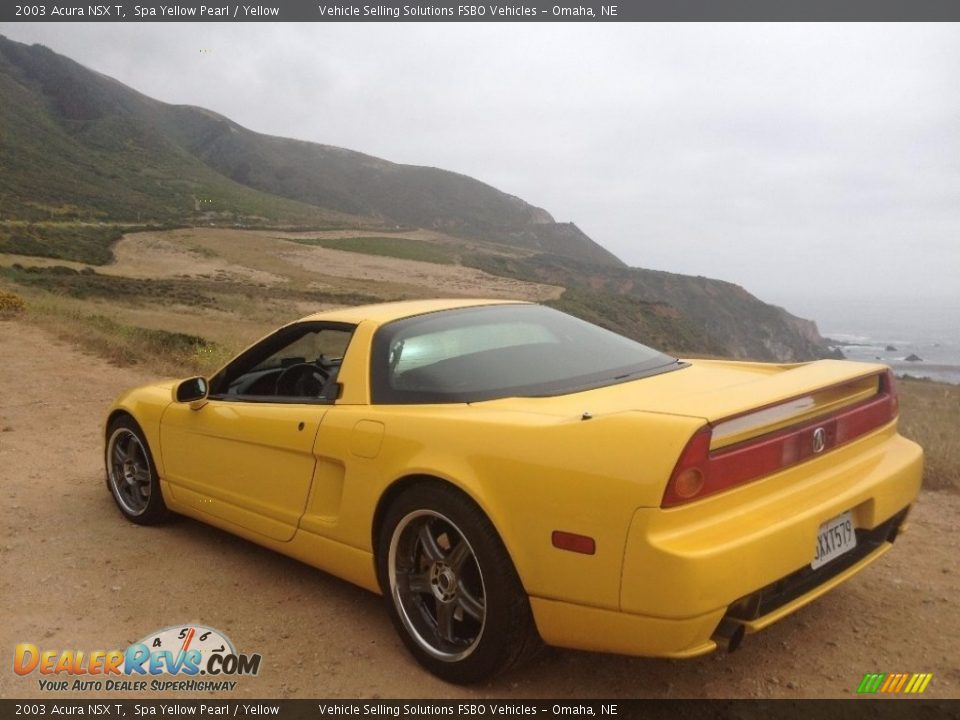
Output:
[376,482,539,684]
[104,416,168,525]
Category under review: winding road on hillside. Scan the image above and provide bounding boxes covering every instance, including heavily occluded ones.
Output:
[1,320,957,700]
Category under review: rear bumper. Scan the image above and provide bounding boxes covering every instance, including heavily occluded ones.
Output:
[530,426,922,658]
[529,597,723,659]
[530,533,899,658]
[727,508,907,628]
[733,538,895,633]
[622,425,922,619]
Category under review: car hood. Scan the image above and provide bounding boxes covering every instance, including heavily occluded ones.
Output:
[146,380,178,394]
[113,379,177,408]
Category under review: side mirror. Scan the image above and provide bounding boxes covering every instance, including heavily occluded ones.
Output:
[175,376,209,410]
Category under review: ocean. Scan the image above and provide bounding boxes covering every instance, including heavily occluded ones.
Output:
[777,296,960,385]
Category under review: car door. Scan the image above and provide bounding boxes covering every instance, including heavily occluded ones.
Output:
[160,322,355,542]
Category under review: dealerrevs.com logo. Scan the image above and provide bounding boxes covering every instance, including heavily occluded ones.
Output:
[13,625,262,692]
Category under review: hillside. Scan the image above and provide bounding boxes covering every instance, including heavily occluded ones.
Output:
[152,105,622,266]
[0,34,620,266]
[0,38,347,227]
[0,34,835,361]
[468,254,833,360]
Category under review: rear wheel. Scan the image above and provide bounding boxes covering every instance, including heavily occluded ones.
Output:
[376,482,538,684]
[105,416,168,525]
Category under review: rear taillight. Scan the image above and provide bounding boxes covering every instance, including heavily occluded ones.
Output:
[836,370,898,443]
[661,428,711,507]
[661,370,899,508]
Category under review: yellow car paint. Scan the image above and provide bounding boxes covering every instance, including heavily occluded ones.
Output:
[106,298,924,661]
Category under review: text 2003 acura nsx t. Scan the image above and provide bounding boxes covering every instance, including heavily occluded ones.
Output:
[105,299,922,683]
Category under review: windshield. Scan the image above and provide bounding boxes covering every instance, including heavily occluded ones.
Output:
[370,304,681,404]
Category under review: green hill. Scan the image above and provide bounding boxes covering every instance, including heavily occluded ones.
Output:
[0,34,620,266]
[0,38,346,226]
[0,34,836,362]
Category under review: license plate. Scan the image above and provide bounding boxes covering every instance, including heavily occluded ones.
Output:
[811,511,857,569]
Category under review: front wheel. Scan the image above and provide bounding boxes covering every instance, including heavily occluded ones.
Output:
[376,483,539,684]
[105,416,168,525]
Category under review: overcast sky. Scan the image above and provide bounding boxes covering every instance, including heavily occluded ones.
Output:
[3,22,958,321]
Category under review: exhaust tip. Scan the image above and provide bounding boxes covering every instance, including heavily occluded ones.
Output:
[727,623,745,653]
[711,618,746,653]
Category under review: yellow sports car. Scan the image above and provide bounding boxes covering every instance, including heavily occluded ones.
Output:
[105,299,923,683]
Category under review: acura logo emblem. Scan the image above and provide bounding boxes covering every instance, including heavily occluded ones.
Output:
[812,427,826,454]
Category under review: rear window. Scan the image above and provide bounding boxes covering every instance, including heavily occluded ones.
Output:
[370,304,681,404]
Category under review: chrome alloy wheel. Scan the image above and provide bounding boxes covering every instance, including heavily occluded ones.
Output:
[106,427,152,516]
[388,509,487,661]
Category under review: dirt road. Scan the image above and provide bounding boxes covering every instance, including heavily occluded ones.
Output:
[1,320,957,699]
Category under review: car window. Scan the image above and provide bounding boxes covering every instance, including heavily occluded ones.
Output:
[392,321,557,374]
[252,329,352,373]
[372,304,681,404]
[209,323,355,402]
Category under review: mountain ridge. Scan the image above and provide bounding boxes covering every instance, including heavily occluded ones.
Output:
[0,34,835,362]
[0,34,622,267]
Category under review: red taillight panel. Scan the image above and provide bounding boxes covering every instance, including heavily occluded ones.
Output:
[660,427,711,507]
[661,371,899,508]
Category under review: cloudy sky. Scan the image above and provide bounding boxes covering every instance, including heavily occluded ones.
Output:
[3,22,958,322]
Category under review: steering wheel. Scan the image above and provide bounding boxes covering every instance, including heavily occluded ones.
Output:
[274,362,329,397]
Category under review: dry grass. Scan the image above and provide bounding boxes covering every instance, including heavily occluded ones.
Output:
[0,288,26,317]
[110,228,562,301]
[897,377,960,491]
[18,293,235,378]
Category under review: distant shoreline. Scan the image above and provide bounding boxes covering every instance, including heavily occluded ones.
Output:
[822,332,959,386]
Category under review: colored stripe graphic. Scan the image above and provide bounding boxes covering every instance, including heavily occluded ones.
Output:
[889,674,907,693]
[915,674,933,694]
[857,672,932,694]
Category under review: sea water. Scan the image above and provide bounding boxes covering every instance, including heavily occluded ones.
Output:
[777,295,960,385]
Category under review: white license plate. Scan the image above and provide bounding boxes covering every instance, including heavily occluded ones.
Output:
[811,511,857,569]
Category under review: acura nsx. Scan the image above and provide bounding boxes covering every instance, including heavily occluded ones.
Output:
[104,299,923,682]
